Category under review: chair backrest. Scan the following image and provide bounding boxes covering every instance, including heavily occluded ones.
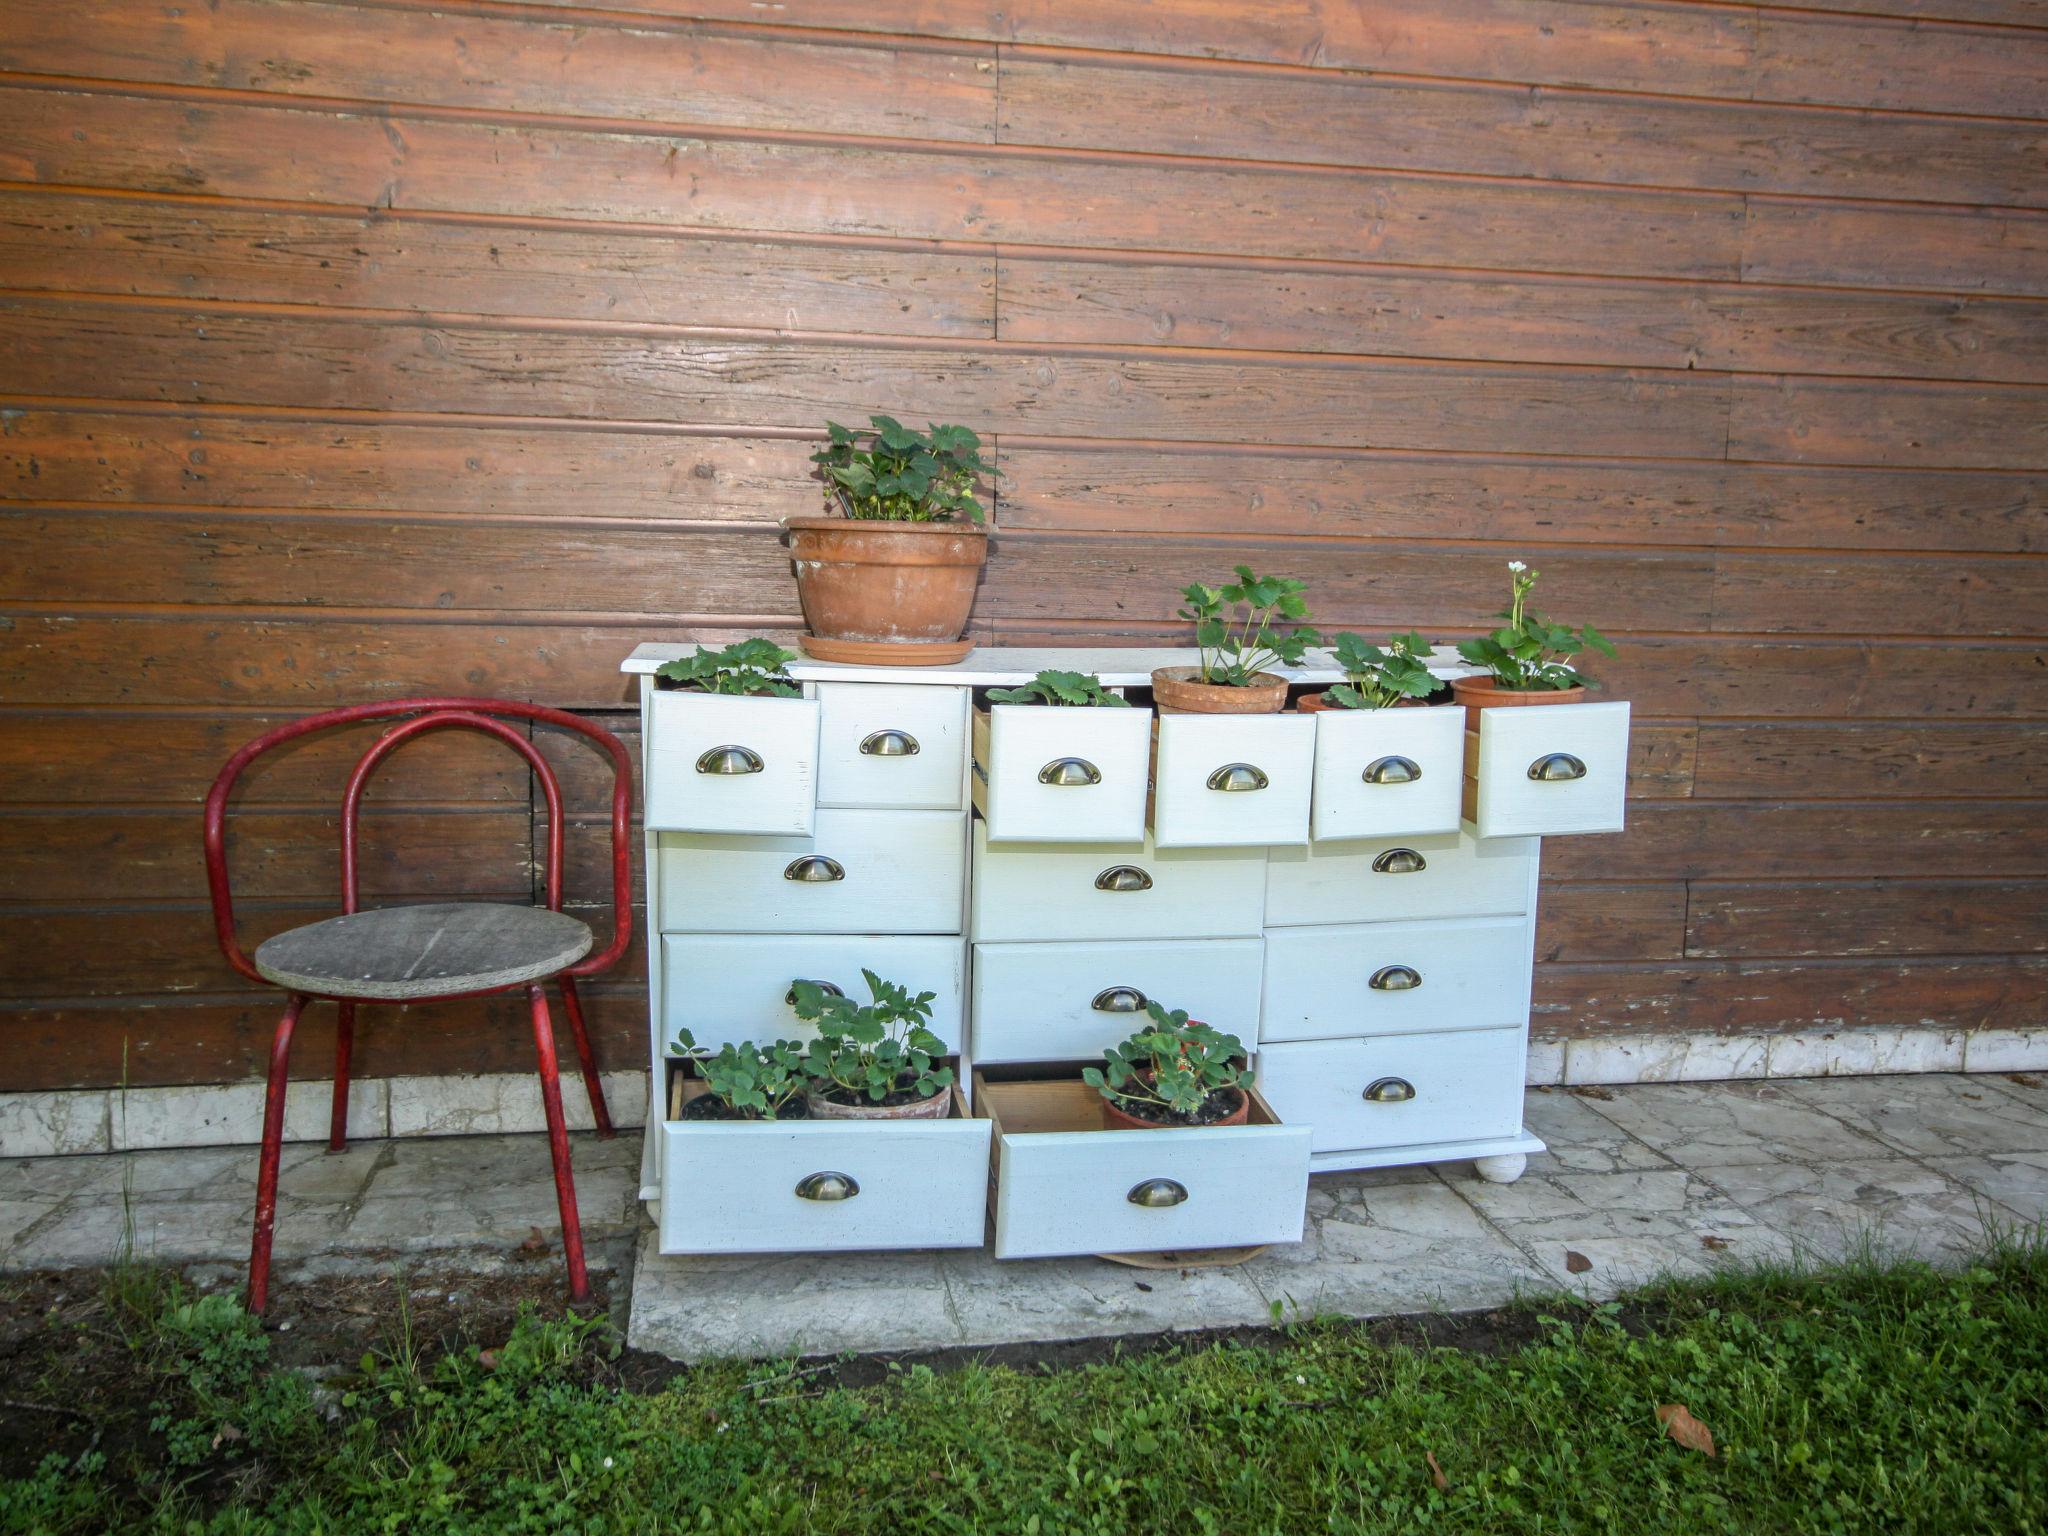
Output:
[203,697,633,985]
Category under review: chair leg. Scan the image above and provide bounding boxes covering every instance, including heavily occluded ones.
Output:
[247,993,308,1315]
[328,1000,356,1152]
[557,976,614,1140]
[529,983,591,1304]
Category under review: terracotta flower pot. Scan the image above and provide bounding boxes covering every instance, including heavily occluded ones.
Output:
[783,517,989,666]
[1449,675,1588,731]
[805,1085,952,1120]
[1101,1085,1250,1131]
[1151,666,1289,715]
[1294,691,1422,714]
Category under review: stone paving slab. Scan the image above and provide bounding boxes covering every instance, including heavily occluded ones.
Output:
[3,1076,2046,1362]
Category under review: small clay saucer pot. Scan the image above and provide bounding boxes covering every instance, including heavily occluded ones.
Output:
[1101,1085,1251,1132]
[1449,675,1587,731]
[1151,666,1288,715]
[806,1085,952,1120]
[783,517,989,666]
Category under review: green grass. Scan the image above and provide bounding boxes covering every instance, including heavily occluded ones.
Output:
[4,1236,2045,1535]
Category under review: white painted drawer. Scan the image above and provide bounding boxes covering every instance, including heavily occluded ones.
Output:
[1261,915,1532,1042]
[816,683,967,811]
[1152,713,1316,848]
[657,1087,989,1254]
[656,810,964,935]
[970,825,1265,943]
[1465,699,1630,839]
[972,938,1265,1064]
[981,1075,1310,1259]
[645,690,819,835]
[975,703,1152,844]
[659,933,965,1054]
[1311,705,1465,841]
[1266,828,1535,927]
[1258,1029,1524,1154]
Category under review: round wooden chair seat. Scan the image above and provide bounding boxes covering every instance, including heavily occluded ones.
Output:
[253,902,594,1001]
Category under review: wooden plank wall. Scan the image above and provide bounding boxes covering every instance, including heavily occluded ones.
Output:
[0,0,2043,1090]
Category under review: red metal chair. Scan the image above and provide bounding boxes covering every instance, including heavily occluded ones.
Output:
[203,698,633,1312]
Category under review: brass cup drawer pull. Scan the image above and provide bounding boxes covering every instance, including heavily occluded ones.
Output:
[1528,752,1588,782]
[784,977,845,1005]
[1371,848,1427,875]
[859,728,919,757]
[1092,985,1149,1013]
[1127,1177,1189,1208]
[783,855,845,883]
[1362,755,1422,785]
[1039,756,1102,787]
[1363,1076,1417,1104]
[695,744,763,776]
[794,1171,859,1202]
[1094,864,1154,893]
[1206,762,1269,793]
[1369,964,1422,992]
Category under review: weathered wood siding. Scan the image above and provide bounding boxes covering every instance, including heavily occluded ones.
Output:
[0,0,2042,1088]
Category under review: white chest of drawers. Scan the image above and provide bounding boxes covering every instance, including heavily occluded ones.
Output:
[625,645,1629,1257]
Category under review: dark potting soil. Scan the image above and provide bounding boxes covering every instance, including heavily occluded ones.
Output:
[678,1094,810,1121]
[816,1074,943,1110]
[1112,1086,1246,1127]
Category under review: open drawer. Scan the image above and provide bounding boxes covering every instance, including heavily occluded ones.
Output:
[1463,699,1630,839]
[656,1072,989,1254]
[659,933,966,1055]
[972,703,1152,844]
[1152,713,1315,848]
[976,1070,1310,1259]
[1310,705,1464,841]
[645,689,820,835]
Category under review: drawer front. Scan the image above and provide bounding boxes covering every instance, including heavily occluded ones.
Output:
[993,1119,1310,1258]
[816,683,967,811]
[971,826,1265,943]
[1258,1029,1524,1154]
[972,938,1265,1064]
[1265,829,1535,927]
[657,1111,990,1253]
[660,933,966,1054]
[1467,699,1630,839]
[645,690,819,836]
[1152,714,1316,849]
[1261,916,1532,1043]
[978,704,1152,844]
[657,810,965,935]
[1311,705,1465,842]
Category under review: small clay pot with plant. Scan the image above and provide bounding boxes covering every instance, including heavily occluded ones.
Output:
[784,415,997,666]
[670,1030,812,1121]
[653,637,799,697]
[1452,562,1617,726]
[986,669,1130,709]
[1084,1003,1254,1131]
[1153,567,1320,714]
[790,969,955,1120]
[1297,631,1439,714]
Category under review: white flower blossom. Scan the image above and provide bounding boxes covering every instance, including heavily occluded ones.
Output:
[1507,560,1527,572]
[603,1458,615,1469]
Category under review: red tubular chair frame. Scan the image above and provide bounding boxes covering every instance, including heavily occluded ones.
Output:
[202,697,634,1313]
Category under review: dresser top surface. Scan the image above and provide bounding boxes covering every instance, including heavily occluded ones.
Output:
[623,643,1481,686]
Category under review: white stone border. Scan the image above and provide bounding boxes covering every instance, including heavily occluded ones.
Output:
[1,1028,2042,1157]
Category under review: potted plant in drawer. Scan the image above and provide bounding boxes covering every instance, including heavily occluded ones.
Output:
[786,415,997,666]
[1297,631,1437,713]
[669,1029,810,1120]
[645,638,818,835]
[791,969,956,1120]
[1153,567,1320,714]
[1084,1003,1254,1130]
[977,670,1150,842]
[1452,561,1617,724]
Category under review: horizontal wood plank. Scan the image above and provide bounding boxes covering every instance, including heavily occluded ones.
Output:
[1532,955,2046,1039]
[1752,11,2048,119]
[997,255,2048,385]
[1708,552,2048,637]
[1743,199,2048,299]
[1687,879,2048,958]
[996,446,2043,554]
[1692,722,2048,799]
[0,298,1738,458]
[1726,375,2048,472]
[0,192,995,338]
[1535,882,1688,962]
